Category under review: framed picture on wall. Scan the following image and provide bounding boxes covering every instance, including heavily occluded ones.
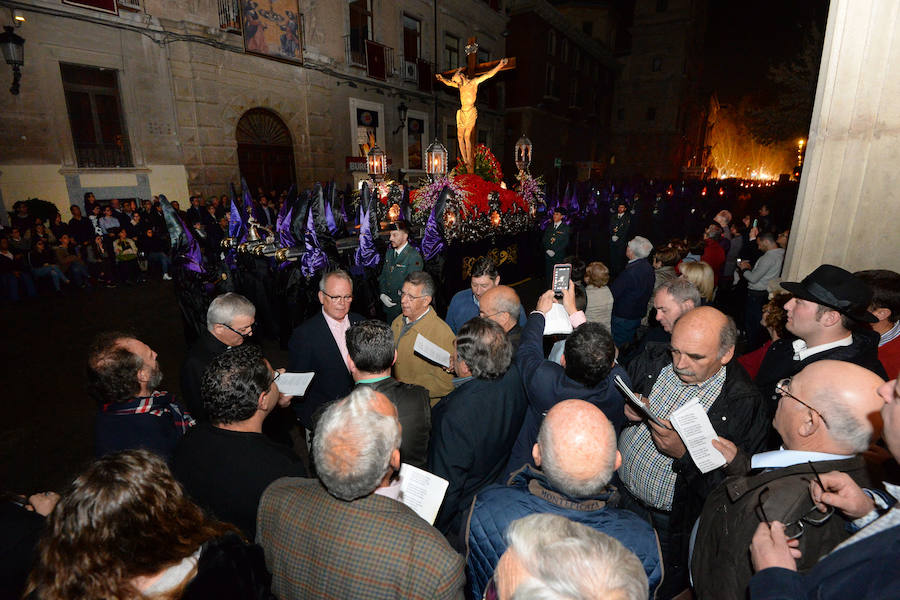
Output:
[240,0,303,64]
[61,0,118,14]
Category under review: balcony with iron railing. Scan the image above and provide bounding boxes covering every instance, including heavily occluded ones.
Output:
[117,0,141,11]
[74,143,133,169]
[218,0,241,32]
[344,35,396,81]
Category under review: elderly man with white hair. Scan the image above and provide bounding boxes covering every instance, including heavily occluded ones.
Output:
[466,400,662,599]
[180,292,256,422]
[487,513,650,600]
[691,360,887,600]
[608,236,655,347]
[257,386,464,599]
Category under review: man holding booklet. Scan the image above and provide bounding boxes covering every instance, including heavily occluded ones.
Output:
[617,306,768,599]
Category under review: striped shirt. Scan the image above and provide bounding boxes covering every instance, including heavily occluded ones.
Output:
[880,320,900,347]
[618,364,726,511]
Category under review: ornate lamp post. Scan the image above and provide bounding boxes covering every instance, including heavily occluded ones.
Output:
[0,26,25,95]
[425,138,448,180]
[514,133,532,177]
[367,144,387,183]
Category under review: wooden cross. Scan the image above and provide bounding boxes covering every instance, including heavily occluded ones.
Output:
[439,36,516,80]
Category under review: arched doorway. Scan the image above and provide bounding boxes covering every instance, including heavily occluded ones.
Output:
[236,108,296,196]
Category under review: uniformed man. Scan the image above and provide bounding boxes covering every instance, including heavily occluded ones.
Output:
[542,207,571,285]
[378,220,424,323]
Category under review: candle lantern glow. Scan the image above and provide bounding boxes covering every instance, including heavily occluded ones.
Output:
[514,134,533,175]
[367,144,387,182]
[425,139,448,178]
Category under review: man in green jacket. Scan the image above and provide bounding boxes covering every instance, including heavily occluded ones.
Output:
[542,207,570,285]
[379,220,423,323]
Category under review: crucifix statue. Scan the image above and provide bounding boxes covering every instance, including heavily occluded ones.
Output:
[435,37,516,173]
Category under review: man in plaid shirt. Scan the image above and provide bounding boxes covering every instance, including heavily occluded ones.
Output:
[617,307,768,599]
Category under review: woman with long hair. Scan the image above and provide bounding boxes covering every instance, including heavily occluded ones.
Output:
[25,449,273,600]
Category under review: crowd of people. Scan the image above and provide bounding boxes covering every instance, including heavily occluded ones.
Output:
[2,182,900,600]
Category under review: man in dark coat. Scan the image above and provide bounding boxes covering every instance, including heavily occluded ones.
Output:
[747,376,900,600]
[180,292,256,423]
[691,360,886,600]
[288,270,364,430]
[755,264,887,420]
[172,345,305,540]
[541,207,571,285]
[478,285,525,355]
[378,220,423,323]
[429,317,527,544]
[466,400,662,600]
[89,332,194,461]
[504,286,627,477]
[618,306,769,599]
[608,236,655,347]
[347,319,431,470]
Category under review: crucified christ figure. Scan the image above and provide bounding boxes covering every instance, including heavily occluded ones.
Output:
[436,57,509,173]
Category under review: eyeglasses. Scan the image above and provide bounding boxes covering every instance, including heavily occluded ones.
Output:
[218,321,256,337]
[776,378,828,428]
[755,461,834,540]
[479,310,502,319]
[400,291,428,300]
[321,291,354,303]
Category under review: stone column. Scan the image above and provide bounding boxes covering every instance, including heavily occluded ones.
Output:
[785,0,900,278]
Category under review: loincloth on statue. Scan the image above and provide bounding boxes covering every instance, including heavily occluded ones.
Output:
[456,106,477,128]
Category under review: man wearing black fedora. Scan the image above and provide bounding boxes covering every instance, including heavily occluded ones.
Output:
[755,264,887,420]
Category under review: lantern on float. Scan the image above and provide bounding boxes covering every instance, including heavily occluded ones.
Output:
[425,139,448,178]
[444,208,457,230]
[514,134,533,176]
[388,203,401,222]
[367,144,386,182]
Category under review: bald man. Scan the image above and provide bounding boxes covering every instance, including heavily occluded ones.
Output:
[466,400,662,600]
[478,285,525,352]
[692,361,885,600]
[619,306,769,599]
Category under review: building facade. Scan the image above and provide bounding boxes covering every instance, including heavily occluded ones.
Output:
[0,0,507,219]
[503,0,619,185]
[607,0,709,179]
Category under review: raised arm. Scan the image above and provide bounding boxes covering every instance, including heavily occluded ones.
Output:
[473,58,508,84]
[435,70,461,88]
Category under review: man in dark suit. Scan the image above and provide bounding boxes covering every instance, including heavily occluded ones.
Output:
[747,376,900,600]
[347,319,431,469]
[608,236,655,348]
[428,317,527,543]
[180,292,256,423]
[288,269,363,430]
[755,264,887,420]
[542,207,570,285]
[256,387,464,599]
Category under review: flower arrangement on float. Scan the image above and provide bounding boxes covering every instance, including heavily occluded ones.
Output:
[405,145,543,242]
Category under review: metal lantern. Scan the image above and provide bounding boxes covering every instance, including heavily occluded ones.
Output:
[367,144,387,181]
[425,139,448,177]
[443,208,457,229]
[0,26,25,95]
[514,134,533,174]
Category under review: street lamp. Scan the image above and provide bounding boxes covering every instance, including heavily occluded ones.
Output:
[367,144,387,183]
[0,26,25,95]
[514,133,532,176]
[425,138,448,178]
[392,101,408,134]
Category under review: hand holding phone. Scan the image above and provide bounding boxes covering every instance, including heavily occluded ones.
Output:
[552,263,572,299]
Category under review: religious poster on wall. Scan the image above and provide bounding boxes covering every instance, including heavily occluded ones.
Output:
[61,0,117,14]
[356,109,379,157]
[407,118,424,170]
[240,0,303,64]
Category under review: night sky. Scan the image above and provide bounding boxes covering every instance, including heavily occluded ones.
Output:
[702,0,830,105]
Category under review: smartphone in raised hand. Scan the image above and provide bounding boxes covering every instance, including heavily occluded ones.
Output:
[552,263,572,299]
